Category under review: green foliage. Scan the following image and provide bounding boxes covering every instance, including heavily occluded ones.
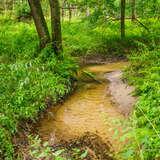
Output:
[62,17,159,58]
[0,17,38,63]
[15,1,31,20]
[27,135,65,160]
[62,20,143,57]
[26,135,88,160]
[0,54,78,159]
[1,57,77,159]
[0,16,78,159]
[0,128,13,160]
[123,45,160,159]
[0,3,160,159]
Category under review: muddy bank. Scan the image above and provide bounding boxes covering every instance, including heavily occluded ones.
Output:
[53,132,114,160]
[79,54,127,66]
[106,71,136,116]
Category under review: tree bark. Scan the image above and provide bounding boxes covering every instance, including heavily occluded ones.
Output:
[69,4,72,22]
[121,0,126,39]
[49,0,62,54]
[131,0,136,21]
[61,0,66,21]
[28,0,50,49]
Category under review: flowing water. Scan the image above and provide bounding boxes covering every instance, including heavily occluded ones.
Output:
[36,61,131,153]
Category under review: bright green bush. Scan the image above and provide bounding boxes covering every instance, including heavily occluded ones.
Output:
[62,19,160,57]
[0,18,38,63]
[0,16,78,159]
[0,54,78,159]
[123,46,160,159]
[15,2,31,20]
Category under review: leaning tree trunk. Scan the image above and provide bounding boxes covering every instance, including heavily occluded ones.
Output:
[28,0,50,49]
[49,0,62,54]
[131,0,136,21]
[121,0,126,39]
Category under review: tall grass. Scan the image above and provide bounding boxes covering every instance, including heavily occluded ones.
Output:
[0,16,78,159]
[122,44,160,159]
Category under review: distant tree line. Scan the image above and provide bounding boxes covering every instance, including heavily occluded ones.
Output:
[0,0,159,52]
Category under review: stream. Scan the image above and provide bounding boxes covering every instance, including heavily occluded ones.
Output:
[36,61,135,157]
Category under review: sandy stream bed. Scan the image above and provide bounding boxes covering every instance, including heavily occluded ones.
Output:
[32,61,136,159]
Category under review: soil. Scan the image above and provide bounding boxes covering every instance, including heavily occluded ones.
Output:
[79,54,127,66]
[106,70,136,116]
[53,132,114,160]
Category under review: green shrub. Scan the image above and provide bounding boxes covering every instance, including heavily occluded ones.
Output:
[123,47,160,159]
[15,2,31,20]
[0,53,78,159]
[0,19,38,64]
[0,16,78,159]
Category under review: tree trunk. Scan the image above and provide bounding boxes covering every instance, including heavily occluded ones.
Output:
[49,0,62,54]
[121,0,126,39]
[61,0,66,21]
[28,0,50,49]
[62,7,64,21]
[131,0,136,21]
[4,0,7,16]
[69,4,72,22]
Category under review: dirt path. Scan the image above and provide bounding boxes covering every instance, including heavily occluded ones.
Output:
[36,62,136,158]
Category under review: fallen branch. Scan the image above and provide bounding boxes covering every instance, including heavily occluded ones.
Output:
[106,17,150,32]
[135,18,150,32]
[82,71,102,84]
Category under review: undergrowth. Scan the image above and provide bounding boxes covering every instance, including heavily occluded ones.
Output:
[0,16,78,159]
[22,135,88,160]
[0,53,78,159]
[122,44,160,159]
[62,20,141,57]
[62,18,160,59]
[0,14,160,159]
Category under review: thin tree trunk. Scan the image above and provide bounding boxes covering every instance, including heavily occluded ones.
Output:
[4,0,7,16]
[131,0,136,21]
[69,4,72,22]
[49,0,62,54]
[61,0,65,21]
[121,0,126,39]
[28,0,50,49]
[62,7,64,21]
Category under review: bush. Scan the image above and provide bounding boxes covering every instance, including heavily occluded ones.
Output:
[0,16,78,159]
[0,18,38,63]
[122,46,160,159]
[15,2,31,20]
[0,52,78,159]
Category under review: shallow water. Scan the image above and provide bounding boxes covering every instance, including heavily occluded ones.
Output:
[37,62,129,152]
